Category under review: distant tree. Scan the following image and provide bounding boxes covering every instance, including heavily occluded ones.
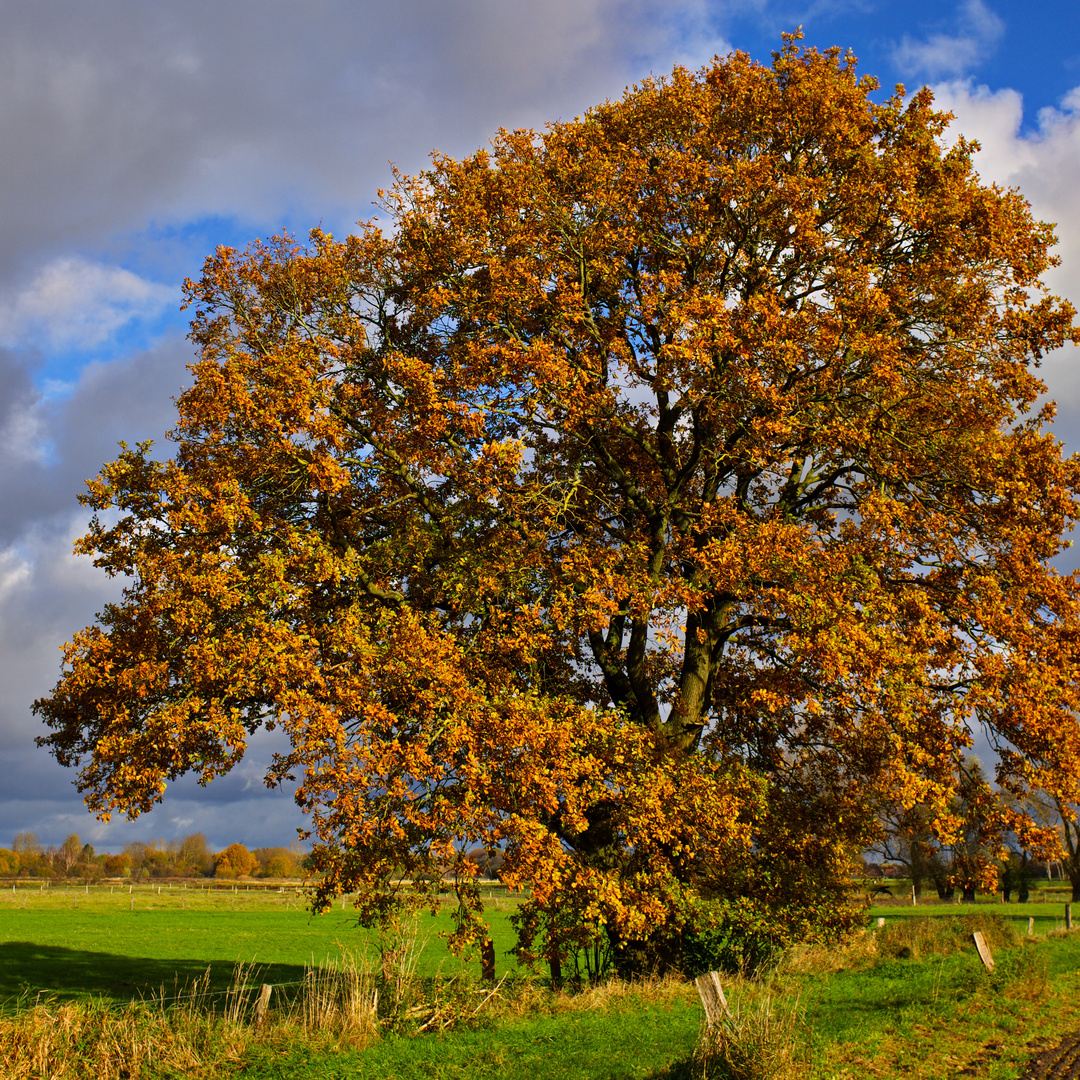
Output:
[123,841,149,868]
[949,758,1002,903]
[870,757,1041,902]
[870,804,938,898]
[12,832,40,855]
[12,833,47,877]
[1050,797,1080,902]
[465,848,504,881]
[56,833,82,873]
[75,860,103,884]
[214,843,257,878]
[997,789,1055,902]
[144,848,173,877]
[115,838,169,876]
[103,853,132,877]
[254,848,300,879]
[177,832,212,876]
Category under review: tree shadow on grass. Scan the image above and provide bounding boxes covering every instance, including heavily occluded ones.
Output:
[0,942,307,1010]
[641,1059,701,1079]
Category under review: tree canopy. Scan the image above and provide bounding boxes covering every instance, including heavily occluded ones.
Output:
[35,37,1080,975]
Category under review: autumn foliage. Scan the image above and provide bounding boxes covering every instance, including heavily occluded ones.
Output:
[35,38,1080,974]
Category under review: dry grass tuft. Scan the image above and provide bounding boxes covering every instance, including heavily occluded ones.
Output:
[0,998,249,1080]
[779,929,880,976]
[0,952,384,1078]
[289,953,379,1044]
[780,913,1025,978]
[492,971,692,1022]
[693,977,805,1080]
[875,914,1018,962]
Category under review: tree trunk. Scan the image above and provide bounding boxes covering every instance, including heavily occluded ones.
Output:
[933,876,955,900]
[1070,873,1080,904]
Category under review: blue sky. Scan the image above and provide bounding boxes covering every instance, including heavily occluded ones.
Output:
[2,0,1079,853]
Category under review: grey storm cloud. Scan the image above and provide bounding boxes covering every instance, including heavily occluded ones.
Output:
[0,336,192,545]
[0,337,194,752]
[0,0,728,280]
[0,733,306,852]
[5,0,1080,848]
[0,0,733,848]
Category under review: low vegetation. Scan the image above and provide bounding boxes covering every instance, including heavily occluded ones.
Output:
[5,889,1080,1078]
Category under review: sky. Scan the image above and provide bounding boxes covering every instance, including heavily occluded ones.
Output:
[2,0,1079,854]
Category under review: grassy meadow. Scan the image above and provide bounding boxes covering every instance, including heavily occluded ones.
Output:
[5,881,1080,1077]
[0,880,522,1006]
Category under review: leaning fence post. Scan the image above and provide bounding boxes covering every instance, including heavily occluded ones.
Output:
[255,984,272,1026]
[1028,917,1035,936]
[972,931,995,972]
[694,971,732,1028]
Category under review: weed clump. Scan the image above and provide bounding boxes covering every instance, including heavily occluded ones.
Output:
[692,979,805,1080]
[0,997,247,1079]
[876,914,1018,962]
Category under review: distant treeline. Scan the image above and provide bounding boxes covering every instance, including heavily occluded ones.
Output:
[0,832,306,882]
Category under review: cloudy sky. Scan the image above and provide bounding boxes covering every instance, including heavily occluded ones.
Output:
[2,0,1078,854]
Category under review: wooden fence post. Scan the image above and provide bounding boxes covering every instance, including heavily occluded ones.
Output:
[1028,917,1035,936]
[972,932,995,972]
[694,971,732,1028]
[255,984,272,1027]
[1067,903,1073,930]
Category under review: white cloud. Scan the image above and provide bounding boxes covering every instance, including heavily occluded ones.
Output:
[0,257,175,351]
[892,0,1004,80]
[932,80,1080,448]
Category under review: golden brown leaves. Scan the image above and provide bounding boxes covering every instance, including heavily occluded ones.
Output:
[33,38,1080,969]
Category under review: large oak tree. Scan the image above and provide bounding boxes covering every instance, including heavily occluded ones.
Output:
[36,38,1080,975]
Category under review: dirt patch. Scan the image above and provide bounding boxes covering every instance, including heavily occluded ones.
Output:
[1017,1033,1080,1079]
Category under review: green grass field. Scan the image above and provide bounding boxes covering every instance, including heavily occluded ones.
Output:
[7,885,1080,1078]
[0,881,523,1007]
